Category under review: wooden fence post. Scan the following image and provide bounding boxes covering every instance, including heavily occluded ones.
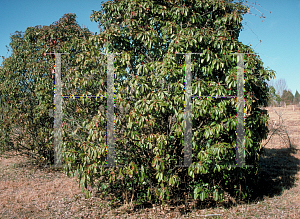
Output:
[230,53,254,168]
[46,52,69,168]
[175,52,202,168]
[54,53,63,167]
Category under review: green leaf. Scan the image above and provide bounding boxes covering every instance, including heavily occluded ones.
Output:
[213,189,218,201]
[200,191,206,201]
[194,187,199,199]
[204,129,209,139]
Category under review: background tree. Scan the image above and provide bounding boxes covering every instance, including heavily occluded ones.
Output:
[294,90,300,105]
[275,78,287,98]
[62,0,276,204]
[267,85,280,107]
[281,89,294,105]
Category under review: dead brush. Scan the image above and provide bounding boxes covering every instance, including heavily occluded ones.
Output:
[262,107,297,153]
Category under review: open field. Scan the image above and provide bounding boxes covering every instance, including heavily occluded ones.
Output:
[0,105,300,218]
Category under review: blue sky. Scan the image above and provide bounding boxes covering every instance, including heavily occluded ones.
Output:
[238,0,300,96]
[0,0,299,96]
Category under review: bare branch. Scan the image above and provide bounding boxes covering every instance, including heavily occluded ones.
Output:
[275,78,287,97]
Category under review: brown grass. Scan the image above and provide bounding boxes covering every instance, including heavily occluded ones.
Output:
[0,105,300,218]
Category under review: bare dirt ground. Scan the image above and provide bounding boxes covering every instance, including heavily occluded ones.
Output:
[0,105,300,218]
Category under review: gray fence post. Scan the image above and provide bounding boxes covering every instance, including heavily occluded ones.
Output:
[183,53,193,167]
[46,52,69,168]
[106,53,117,167]
[175,52,202,168]
[54,53,63,167]
[99,52,123,168]
[230,53,253,168]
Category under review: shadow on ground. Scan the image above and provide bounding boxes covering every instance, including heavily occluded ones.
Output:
[252,145,300,200]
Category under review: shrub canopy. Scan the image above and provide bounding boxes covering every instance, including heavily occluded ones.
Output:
[0,0,276,204]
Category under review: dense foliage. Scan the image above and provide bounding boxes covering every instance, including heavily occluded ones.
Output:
[0,0,276,205]
[0,14,93,164]
[63,0,275,204]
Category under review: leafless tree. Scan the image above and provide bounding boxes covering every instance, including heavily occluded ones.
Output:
[275,78,287,97]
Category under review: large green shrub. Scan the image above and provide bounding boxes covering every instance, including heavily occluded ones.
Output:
[62,0,276,204]
[0,0,276,205]
[0,14,93,165]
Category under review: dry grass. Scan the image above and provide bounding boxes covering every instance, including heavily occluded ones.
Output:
[0,105,300,218]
